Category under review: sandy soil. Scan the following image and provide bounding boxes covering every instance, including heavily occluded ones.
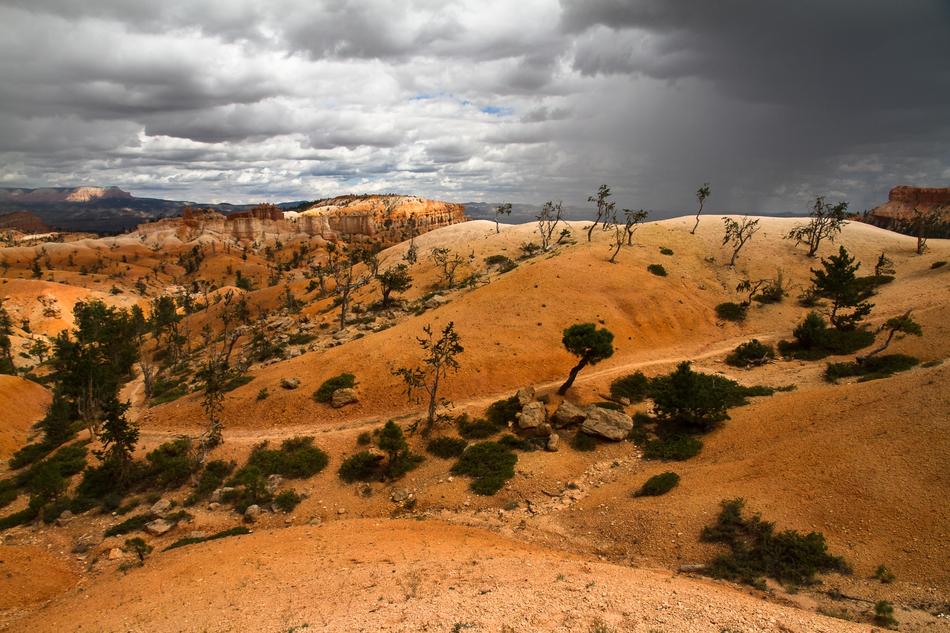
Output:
[0,375,50,459]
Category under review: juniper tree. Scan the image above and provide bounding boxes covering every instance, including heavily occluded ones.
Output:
[859,310,922,362]
[811,246,872,330]
[624,208,649,246]
[430,247,469,288]
[903,206,945,255]
[393,322,463,432]
[0,297,14,375]
[97,396,139,482]
[874,251,895,277]
[786,196,849,257]
[722,217,760,266]
[691,183,711,234]
[332,247,372,329]
[377,263,412,307]
[558,323,614,395]
[494,202,512,234]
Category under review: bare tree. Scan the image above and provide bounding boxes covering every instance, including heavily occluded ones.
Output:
[691,183,711,234]
[494,202,512,234]
[874,251,896,277]
[393,322,463,433]
[785,196,849,257]
[403,216,419,264]
[722,217,761,266]
[623,208,649,246]
[586,185,614,242]
[903,206,945,255]
[430,247,470,288]
[537,200,563,251]
[333,248,372,329]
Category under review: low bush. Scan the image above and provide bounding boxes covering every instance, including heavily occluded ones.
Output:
[824,354,918,383]
[457,415,502,439]
[634,471,680,497]
[165,526,251,551]
[104,512,159,537]
[223,465,272,512]
[700,498,849,587]
[287,333,317,346]
[0,503,40,531]
[642,435,702,461]
[778,312,875,360]
[659,247,674,256]
[498,434,543,452]
[873,564,896,584]
[243,437,329,479]
[647,263,668,277]
[874,601,898,628]
[222,373,254,392]
[725,339,775,368]
[853,274,895,298]
[451,442,517,495]
[0,479,17,510]
[426,437,468,459]
[143,438,197,489]
[314,373,356,402]
[571,432,598,452]
[752,279,786,304]
[484,254,517,273]
[931,260,946,269]
[609,371,650,403]
[186,460,235,504]
[356,431,372,445]
[715,302,747,322]
[9,442,50,470]
[338,451,385,483]
[485,396,521,427]
[273,489,303,512]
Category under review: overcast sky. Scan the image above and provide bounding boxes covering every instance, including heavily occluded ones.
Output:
[0,0,948,212]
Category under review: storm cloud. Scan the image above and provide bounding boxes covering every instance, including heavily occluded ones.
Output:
[0,0,947,212]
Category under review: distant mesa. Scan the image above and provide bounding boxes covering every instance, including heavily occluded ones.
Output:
[863,185,950,235]
[0,186,132,204]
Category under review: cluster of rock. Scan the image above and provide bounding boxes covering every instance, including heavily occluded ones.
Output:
[513,387,634,449]
[136,195,466,245]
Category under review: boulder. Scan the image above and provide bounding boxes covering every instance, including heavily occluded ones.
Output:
[581,406,633,441]
[424,295,449,309]
[516,386,536,406]
[55,510,74,527]
[266,474,283,494]
[108,548,124,560]
[244,505,262,522]
[72,534,101,554]
[280,377,300,390]
[516,401,547,430]
[390,488,410,503]
[149,498,172,515]
[331,387,358,408]
[552,401,587,428]
[546,433,560,452]
[144,518,174,536]
[210,487,235,503]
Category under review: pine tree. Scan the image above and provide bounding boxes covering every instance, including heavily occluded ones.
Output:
[811,246,872,330]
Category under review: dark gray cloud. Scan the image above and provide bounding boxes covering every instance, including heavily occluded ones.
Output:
[0,0,946,210]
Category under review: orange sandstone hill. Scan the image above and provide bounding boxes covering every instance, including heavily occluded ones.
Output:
[864,185,950,233]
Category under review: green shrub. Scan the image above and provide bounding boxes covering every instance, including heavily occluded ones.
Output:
[873,564,895,584]
[779,312,875,360]
[222,373,254,392]
[609,371,649,402]
[642,435,702,461]
[356,431,372,445]
[659,247,674,256]
[931,260,946,269]
[498,434,543,452]
[144,438,197,489]
[715,302,747,322]
[187,460,235,504]
[273,489,303,512]
[338,451,385,483]
[287,333,317,346]
[451,442,517,496]
[700,498,849,587]
[874,601,897,628]
[0,504,39,531]
[484,254,517,273]
[165,526,251,551]
[752,279,786,304]
[485,396,521,427]
[256,388,269,401]
[824,354,918,383]
[9,442,50,470]
[0,480,17,510]
[223,465,272,512]
[314,373,356,402]
[243,437,329,479]
[725,340,775,368]
[647,264,667,276]
[634,471,680,497]
[104,512,159,537]
[426,437,468,459]
[458,416,502,439]
[571,432,598,452]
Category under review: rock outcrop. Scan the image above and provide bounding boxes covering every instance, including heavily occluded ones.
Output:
[863,185,950,237]
[135,195,466,245]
